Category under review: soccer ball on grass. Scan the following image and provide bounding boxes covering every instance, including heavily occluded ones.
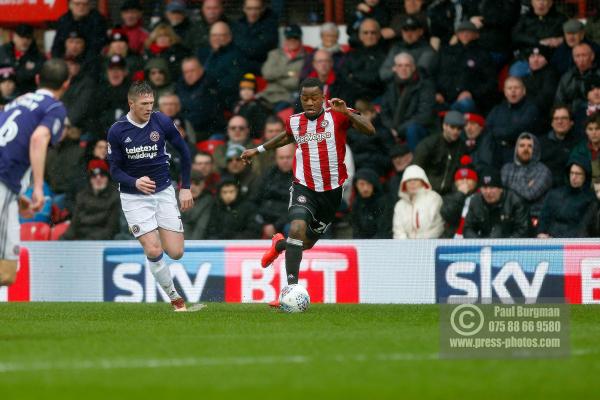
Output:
[279,284,310,313]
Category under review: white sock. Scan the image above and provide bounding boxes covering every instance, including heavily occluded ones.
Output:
[146,254,180,301]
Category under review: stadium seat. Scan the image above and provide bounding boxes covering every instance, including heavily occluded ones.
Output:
[20,222,51,241]
[50,221,70,240]
[196,139,225,154]
[277,107,294,123]
[255,75,268,93]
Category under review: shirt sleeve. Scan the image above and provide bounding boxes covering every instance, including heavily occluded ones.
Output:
[39,104,67,146]
[160,113,192,189]
[107,127,137,188]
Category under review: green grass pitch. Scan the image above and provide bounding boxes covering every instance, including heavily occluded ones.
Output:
[0,303,599,399]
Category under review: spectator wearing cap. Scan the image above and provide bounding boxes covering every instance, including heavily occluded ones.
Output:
[61,55,97,135]
[570,113,600,183]
[350,168,386,239]
[61,159,120,240]
[51,0,108,59]
[467,0,521,64]
[441,155,479,238]
[463,167,530,238]
[537,153,598,238]
[206,178,260,239]
[144,57,175,100]
[540,106,581,187]
[485,76,541,164]
[501,132,553,218]
[0,24,45,94]
[384,0,428,42]
[198,21,246,110]
[63,29,86,61]
[184,0,231,52]
[573,75,600,133]
[118,0,148,55]
[175,56,222,141]
[434,21,496,114]
[103,30,144,79]
[143,23,190,79]
[393,164,444,239]
[0,66,17,107]
[379,16,437,82]
[511,0,567,53]
[427,0,479,49]
[250,144,295,238]
[45,119,87,213]
[181,170,215,240]
[346,0,391,49]
[555,43,600,109]
[347,99,395,176]
[259,24,312,109]
[232,0,279,75]
[522,45,560,118]
[380,52,435,152]
[300,23,347,81]
[233,73,272,139]
[213,116,260,172]
[339,18,387,106]
[95,55,130,137]
[221,143,260,201]
[164,0,192,44]
[462,112,499,171]
[551,19,600,76]
[413,110,468,195]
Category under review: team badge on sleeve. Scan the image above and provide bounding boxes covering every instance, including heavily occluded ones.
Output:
[150,131,160,142]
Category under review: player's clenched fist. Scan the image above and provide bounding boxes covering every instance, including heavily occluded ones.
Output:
[179,188,194,211]
[135,176,156,195]
[240,148,258,164]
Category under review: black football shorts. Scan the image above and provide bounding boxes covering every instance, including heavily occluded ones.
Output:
[288,182,343,239]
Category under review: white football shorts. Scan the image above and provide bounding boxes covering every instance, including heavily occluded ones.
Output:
[0,181,19,261]
[120,185,183,238]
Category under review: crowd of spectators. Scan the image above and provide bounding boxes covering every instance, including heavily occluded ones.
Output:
[3,0,600,240]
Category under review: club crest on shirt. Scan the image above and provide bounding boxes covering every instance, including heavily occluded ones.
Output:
[320,120,329,128]
[150,131,160,142]
[297,195,307,204]
[130,225,140,234]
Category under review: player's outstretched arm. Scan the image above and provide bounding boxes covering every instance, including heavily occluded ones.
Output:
[328,98,376,136]
[29,126,51,212]
[241,132,294,164]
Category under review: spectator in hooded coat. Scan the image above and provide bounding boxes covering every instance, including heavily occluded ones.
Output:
[351,168,386,239]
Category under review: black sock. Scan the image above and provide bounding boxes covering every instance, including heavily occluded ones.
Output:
[285,238,303,284]
[275,238,286,252]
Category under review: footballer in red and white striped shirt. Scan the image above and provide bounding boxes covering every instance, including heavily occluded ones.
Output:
[241,78,375,295]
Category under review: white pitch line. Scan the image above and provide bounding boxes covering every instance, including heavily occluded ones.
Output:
[0,349,596,373]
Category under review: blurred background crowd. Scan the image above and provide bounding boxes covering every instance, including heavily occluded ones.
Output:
[1,0,600,241]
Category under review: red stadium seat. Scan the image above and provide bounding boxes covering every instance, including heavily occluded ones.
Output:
[50,221,70,240]
[277,107,294,123]
[196,139,225,155]
[255,75,268,93]
[20,222,51,241]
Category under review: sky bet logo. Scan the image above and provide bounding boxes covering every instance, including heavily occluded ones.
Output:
[436,245,565,304]
[103,247,226,303]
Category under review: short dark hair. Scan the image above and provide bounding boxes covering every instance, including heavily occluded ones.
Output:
[300,77,324,92]
[38,59,69,90]
[550,104,572,121]
[128,80,154,100]
[585,112,600,128]
[264,115,284,127]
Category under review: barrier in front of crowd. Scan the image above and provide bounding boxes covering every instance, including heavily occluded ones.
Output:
[1,239,599,304]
